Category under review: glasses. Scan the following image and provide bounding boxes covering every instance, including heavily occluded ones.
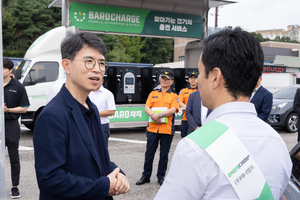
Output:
[73,58,108,72]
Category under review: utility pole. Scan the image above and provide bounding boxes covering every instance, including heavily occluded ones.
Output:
[215,7,218,27]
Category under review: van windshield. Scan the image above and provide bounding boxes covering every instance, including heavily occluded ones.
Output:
[19,60,32,78]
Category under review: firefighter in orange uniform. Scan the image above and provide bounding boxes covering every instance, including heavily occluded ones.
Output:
[136,69,179,186]
[178,72,198,138]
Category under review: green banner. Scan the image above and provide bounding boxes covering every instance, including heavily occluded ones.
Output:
[109,107,182,122]
[109,107,148,122]
[69,2,203,38]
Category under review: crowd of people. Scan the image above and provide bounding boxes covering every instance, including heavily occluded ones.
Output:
[3,27,294,199]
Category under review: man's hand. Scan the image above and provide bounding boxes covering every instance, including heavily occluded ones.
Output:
[4,105,8,113]
[150,113,162,124]
[115,173,130,195]
[107,168,119,196]
[107,168,130,196]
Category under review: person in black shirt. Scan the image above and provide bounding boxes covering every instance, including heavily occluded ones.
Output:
[3,58,30,199]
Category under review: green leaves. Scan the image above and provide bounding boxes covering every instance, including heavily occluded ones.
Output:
[4,0,61,53]
[140,37,174,65]
[3,0,174,64]
[2,6,16,55]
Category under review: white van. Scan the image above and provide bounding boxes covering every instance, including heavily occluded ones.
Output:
[18,26,183,130]
[17,26,76,130]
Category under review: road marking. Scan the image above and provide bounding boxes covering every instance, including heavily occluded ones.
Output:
[175,131,181,134]
[109,137,146,144]
[20,126,147,144]
[19,146,34,151]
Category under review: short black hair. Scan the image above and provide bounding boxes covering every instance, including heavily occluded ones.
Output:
[61,31,108,60]
[3,58,14,70]
[202,27,264,98]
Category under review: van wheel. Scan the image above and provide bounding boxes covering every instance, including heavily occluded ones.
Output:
[32,111,41,130]
[24,123,34,131]
[285,113,298,133]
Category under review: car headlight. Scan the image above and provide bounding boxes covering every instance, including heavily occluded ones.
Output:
[272,103,288,110]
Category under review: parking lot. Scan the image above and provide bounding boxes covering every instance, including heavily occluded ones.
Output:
[4,126,299,199]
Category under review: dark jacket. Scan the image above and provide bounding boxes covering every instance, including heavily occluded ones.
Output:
[293,88,300,128]
[33,84,118,200]
[250,86,273,122]
[186,90,211,134]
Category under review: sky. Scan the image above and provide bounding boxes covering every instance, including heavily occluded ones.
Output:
[208,0,300,32]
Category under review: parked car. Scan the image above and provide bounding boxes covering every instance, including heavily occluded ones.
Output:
[267,85,300,133]
[280,142,300,200]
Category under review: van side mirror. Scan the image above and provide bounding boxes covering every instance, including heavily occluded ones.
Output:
[15,68,22,80]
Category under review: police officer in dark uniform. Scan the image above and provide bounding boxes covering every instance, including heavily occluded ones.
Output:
[3,58,30,198]
[136,69,179,186]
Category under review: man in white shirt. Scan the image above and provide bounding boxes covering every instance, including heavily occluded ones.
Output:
[154,27,292,200]
[46,78,66,104]
[89,79,116,144]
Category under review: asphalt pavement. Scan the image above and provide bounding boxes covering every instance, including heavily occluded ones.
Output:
[4,126,298,199]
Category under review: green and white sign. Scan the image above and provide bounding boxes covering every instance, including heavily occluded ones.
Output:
[187,120,274,200]
[69,2,204,38]
[109,107,148,122]
[109,107,182,122]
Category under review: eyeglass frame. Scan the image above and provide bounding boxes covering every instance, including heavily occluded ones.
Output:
[70,57,109,72]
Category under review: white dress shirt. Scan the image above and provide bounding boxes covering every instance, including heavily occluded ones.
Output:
[201,101,208,125]
[250,84,261,101]
[154,102,292,200]
[89,85,116,124]
[46,78,66,104]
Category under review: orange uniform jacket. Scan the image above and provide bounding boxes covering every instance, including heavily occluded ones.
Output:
[145,88,179,135]
[179,86,198,121]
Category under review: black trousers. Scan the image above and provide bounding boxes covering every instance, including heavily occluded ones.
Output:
[5,119,21,186]
[142,131,173,179]
[180,120,189,138]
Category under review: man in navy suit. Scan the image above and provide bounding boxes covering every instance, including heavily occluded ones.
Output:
[186,90,211,135]
[250,76,273,121]
[293,88,300,142]
[33,32,130,199]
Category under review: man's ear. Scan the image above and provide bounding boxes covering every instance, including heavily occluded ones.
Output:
[212,67,223,89]
[62,59,71,75]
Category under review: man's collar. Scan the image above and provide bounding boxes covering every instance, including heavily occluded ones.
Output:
[204,102,257,125]
[188,85,198,90]
[255,85,262,92]
[158,87,172,93]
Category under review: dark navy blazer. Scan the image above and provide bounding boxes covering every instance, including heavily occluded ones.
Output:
[250,85,273,122]
[186,90,211,134]
[33,84,118,200]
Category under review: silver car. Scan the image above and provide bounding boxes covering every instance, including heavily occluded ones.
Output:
[268,85,300,133]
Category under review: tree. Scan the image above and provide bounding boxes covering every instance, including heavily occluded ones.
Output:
[118,36,145,63]
[280,36,291,43]
[108,48,134,63]
[274,36,281,41]
[98,34,145,63]
[140,37,174,65]
[97,34,118,52]
[2,7,16,56]
[251,32,270,42]
[8,0,61,52]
